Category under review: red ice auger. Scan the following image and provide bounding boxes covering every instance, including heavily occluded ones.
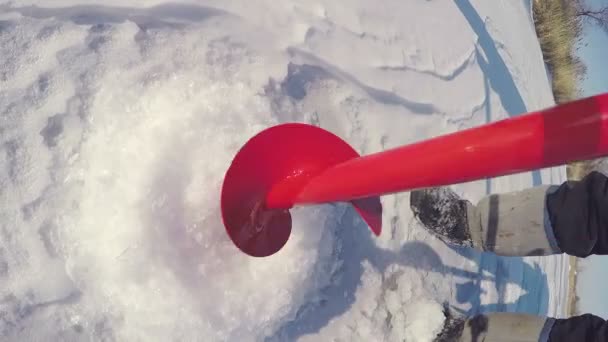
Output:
[221,94,608,257]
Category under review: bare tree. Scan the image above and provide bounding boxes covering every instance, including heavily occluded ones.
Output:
[572,0,608,34]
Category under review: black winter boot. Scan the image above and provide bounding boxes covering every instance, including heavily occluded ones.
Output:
[410,187,474,248]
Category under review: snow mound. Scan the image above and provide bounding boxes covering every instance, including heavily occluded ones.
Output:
[0,12,344,341]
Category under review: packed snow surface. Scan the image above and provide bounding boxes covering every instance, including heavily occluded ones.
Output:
[0,0,568,341]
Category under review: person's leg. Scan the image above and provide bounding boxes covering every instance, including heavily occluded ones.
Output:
[549,314,608,342]
[457,313,550,342]
[410,171,608,257]
[435,312,608,342]
[410,185,561,256]
[547,171,608,257]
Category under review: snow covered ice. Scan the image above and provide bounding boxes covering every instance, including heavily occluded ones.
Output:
[0,0,569,341]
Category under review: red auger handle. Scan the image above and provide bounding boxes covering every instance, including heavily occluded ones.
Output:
[267,93,608,208]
